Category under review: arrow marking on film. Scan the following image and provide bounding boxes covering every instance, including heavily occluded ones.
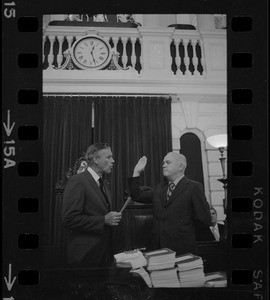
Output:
[3,110,15,137]
[4,263,16,291]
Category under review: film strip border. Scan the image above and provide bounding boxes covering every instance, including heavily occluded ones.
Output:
[2,4,268,300]
[227,13,268,299]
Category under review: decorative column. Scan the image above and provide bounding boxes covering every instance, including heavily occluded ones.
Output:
[138,27,174,77]
[196,14,226,80]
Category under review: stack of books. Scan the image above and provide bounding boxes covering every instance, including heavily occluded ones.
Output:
[144,248,179,287]
[204,272,227,287]
[144,248,176,271]
[116,248,227,289]
[114,250,147,269]
[149,267,180,287]
[176,253,205,287]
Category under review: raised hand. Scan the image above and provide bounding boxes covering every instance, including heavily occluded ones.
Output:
[133,156,147,177]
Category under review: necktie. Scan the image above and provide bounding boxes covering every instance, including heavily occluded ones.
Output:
[166,182,175,201]
[211,226,220,241]
[98,178,110,209]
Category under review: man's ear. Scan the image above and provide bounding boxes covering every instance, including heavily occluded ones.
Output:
[93,155,99,165]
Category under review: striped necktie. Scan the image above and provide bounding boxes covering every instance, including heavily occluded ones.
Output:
[98,178,110,209]
[167,182,175,201]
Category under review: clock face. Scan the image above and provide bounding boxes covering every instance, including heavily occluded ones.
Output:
[71,36,112,70]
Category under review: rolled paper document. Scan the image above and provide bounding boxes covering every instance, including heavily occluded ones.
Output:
[120,196,132,213]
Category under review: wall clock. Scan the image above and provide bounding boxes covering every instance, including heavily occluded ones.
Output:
[71,35,112,70]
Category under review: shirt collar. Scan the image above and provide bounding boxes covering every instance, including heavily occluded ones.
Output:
[171,174,185,186]
[87,166,101,183]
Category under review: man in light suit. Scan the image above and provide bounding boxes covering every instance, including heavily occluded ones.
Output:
[62,143,122,267]
[128,153,211,255]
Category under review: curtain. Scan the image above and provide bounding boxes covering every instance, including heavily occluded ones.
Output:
[94,96,172,252]
[43,94,172,255]
[43,95,94,245]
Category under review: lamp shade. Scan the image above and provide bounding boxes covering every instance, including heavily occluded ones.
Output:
[206,134,227,149]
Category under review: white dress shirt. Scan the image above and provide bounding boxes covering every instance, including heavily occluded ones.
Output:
[87,167,101,186]
[210,224,220,241]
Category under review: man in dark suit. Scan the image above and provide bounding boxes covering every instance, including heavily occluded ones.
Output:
[196,206,225,242]
[128,153,211,256]
[62,143,122,267]
[72,157,88,175]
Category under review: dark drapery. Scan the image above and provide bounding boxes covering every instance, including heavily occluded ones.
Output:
[43,95,94,245]
[94,96,172,252]
[43,94,172,256]
[94,96,172,209]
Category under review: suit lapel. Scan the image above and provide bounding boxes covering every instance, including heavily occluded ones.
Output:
[160,183,168,207]
[84,171,110,210]
[164,176,189,206]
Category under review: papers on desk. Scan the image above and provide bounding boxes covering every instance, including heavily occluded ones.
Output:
[115,248,227,288]
[143,248,179,287]
[175,253,204,271]
[149,267,180,288]
[114,250,147,269]
[144,248,176,271]
[176,253,205,287]
[204,271,227,287]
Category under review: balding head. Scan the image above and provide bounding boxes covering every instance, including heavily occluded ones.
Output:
[162,152,187,181]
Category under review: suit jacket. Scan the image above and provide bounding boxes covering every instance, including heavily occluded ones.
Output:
[62,170,112,267]
[196,222,225,242]
[128,176,211,255]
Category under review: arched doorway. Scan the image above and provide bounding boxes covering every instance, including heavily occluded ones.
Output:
[180,132,204,188]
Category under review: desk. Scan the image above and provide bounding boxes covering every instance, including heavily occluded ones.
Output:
[197,241,229,273]
[40,266,231,300]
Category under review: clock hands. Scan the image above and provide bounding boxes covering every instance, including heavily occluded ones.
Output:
[90,44,96,65]
[74,37,109,69]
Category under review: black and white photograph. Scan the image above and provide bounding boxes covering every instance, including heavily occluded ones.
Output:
[2,1,268,300]
[42,13,228,296]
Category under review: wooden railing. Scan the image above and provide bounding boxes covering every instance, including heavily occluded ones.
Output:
[43,24,206,76]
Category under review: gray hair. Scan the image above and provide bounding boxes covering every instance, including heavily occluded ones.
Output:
[84,142,111,165]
